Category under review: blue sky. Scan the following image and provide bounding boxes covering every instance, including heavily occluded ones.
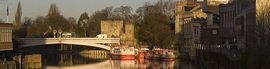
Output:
[0,0,160,22]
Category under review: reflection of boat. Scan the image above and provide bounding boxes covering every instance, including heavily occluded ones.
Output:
[111,60,136,69]
[160,61,176,69]
[110,47,135,60]
[160,50,176,61]
[137,52,145,59]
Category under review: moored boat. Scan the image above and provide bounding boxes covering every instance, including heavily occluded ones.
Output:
[111,47,135,60]
[149,48,163,60]
[160,50,176,61]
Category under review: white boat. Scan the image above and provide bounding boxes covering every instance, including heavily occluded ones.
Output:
[110,47,135,60]
[160,50,176,61]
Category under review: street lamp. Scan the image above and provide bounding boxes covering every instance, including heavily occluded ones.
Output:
[58,29,62,38]
[58,29,63,50]
[53,30,57,38]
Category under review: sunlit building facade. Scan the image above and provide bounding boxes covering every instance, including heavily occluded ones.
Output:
[175,0,207,58]
[0,23,13,51]
[101,20,136,46]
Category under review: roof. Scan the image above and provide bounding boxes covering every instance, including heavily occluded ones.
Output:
[0,23,13,27]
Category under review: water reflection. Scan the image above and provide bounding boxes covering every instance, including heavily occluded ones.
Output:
[0,59,17,69]
[46,53,177,69]
[22,54,42,69]
[0,50,245,69]
[0,53,42,69]
[0,50,241,69]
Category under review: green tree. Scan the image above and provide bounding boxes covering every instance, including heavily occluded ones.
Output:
[77,12,90,37]
[86,7,114,37]
[136,4,174,49]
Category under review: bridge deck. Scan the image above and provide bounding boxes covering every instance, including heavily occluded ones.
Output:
[18,38,120,50]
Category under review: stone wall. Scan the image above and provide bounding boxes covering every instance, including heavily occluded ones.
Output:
[101,20,123,38]
[122,21,135,46]
[100,20,136,46]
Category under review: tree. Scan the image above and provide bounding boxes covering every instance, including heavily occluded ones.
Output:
[86,7,115,37]
[77,12,90,37]
[26,3,74,37]
[113,6,133,20]
[27,16,47,37]
[136,3,174,49]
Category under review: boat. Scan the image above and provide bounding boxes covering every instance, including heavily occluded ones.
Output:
[160,50,176,61]
[149,48,163,60]
[110,46,135,60]
[136,48,148,59]
[137,51,145,59]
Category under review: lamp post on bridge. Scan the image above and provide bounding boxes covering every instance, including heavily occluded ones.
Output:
[53,30,57,38]
[58,29,64,50]
[58,29,62,38]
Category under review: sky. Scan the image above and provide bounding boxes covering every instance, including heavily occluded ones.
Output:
[0,0,160,22]
[0,0,229,22]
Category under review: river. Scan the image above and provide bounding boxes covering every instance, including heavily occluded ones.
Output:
[0,45,242,69]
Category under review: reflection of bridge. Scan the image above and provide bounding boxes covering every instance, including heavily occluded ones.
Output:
[18,38,120,50]
[46,60,112,69]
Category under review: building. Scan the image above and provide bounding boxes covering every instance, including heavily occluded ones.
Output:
[200,0,227,48]
[192,18,207,48]
[175,0,208,58]
[100,20,136,46]
[0,23,13,51]
[122,21,136,46]
[101,20,123,38]
[217,0,255,49]
[218,1,239,48]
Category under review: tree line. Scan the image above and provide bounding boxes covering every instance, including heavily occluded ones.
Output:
[14,0,176,49]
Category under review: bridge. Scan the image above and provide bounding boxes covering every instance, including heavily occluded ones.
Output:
[17,38,120,50]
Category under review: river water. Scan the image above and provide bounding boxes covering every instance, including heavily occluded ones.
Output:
[0,53,185,69]
[0,45,242,69]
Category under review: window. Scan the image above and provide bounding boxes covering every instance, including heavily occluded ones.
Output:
[194,29,199,35]
[212,30,217,34]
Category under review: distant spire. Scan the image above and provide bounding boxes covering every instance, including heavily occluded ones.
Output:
[6,0,9,23]
[47,3,60,16]
[15,0,22,26]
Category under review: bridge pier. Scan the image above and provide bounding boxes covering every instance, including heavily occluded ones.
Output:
[59,45,73,51]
